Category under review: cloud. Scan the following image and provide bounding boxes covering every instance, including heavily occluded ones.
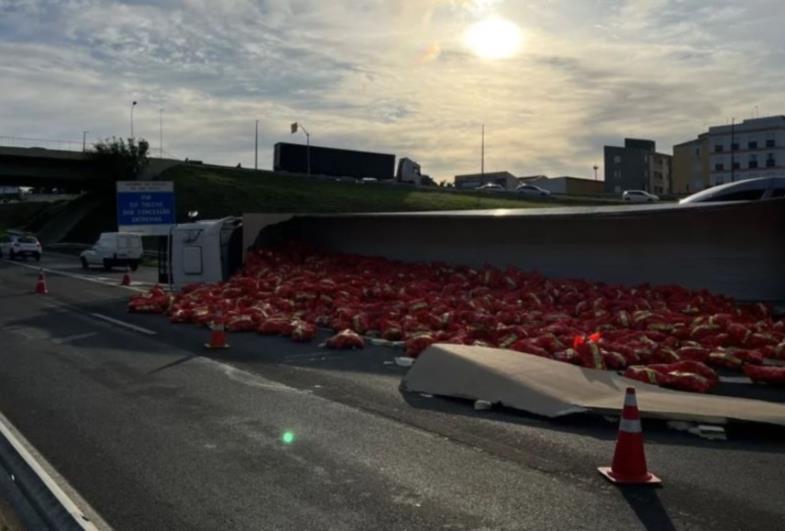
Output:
[0,0,784,181]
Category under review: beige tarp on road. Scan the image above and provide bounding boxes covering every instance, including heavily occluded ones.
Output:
[402,345,785,426]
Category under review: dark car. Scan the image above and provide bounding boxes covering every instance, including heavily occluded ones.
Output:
[679,176,785,204]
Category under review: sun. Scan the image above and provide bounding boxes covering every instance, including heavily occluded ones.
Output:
[464,17,524,60]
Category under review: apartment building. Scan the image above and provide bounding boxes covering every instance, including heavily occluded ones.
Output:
[604,139,672,195]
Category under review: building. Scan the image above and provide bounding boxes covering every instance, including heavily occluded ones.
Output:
[530,176,604,195]
[672,134,710,195]
[273,142,395,180]
[604,139,672,195]
[454,171,519,190]
[706,115,785,187]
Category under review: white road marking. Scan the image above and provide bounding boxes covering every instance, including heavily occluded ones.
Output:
[196,357,299,392]
[51,332,100,345]
[0,412,101,530]
[719,376,753,384]
[90,313,157,336]
[1,259,150,293]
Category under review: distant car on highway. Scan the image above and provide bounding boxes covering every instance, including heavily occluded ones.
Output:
[515,184,552,197]
[679,176,785,204]
[476,183,505,192]
[0,233,42,261]
[80,232,143,271]
[622,190,659,203]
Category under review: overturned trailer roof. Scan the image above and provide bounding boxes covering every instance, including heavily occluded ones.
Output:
[403,345,785,426]
[244,198,785,301]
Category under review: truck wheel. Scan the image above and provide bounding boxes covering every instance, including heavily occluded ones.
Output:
[81,257,89,270]
[103,259,113,271]
[129,261,139,272]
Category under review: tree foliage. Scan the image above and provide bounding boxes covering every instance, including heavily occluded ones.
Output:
[89,137,150,183]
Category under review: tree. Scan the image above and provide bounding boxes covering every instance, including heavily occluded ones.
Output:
[89,137,150,184]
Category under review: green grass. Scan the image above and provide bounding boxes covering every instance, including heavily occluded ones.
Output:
[56,163,622,243]
[162,164,563,220]
[0,202,54,231]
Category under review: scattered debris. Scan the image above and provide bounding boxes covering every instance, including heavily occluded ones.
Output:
[474,400,493,411]
[395,356,416,368]
[688,424,727,441]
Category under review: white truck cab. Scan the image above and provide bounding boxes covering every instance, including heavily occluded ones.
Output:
[80,232,144,271]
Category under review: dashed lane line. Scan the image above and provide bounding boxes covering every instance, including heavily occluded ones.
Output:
[89,313,157,336]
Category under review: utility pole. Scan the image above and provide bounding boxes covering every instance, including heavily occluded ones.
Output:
[82,131,88,152]
[255,120,259,170]
[481,124,485,177]
[593,165,599,181]
[730,117,735,182]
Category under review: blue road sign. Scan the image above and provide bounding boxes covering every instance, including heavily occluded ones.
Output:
[116,181,175,235]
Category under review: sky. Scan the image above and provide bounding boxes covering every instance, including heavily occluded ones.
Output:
[1,0,784,182]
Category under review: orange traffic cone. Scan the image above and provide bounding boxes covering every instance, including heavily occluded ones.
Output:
[35,269,48,295]
[598,387,661,485]
[204,312,230,349]
[120,266,131,287]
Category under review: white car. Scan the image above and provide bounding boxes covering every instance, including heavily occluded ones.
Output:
[476,183,505,192]
[622,190,659,203]
[0,233,42,261]
[80,232,143,271]
[679,176,785,204]
[516,184,552,197]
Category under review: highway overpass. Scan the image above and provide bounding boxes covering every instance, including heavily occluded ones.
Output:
[0,145,181,188]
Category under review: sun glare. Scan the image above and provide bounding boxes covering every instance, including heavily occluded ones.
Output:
[464,17,523,60]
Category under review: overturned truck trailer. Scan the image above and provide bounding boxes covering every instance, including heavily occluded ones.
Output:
[244,199,785,302]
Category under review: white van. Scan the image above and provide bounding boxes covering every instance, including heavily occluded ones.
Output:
[80,232,144,271]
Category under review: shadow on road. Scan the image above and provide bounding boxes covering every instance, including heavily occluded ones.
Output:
[620,487,676,531]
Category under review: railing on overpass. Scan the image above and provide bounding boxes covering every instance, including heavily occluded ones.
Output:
[0,136,84,152]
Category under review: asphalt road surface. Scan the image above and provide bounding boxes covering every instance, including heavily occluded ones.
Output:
[2,255,785,530]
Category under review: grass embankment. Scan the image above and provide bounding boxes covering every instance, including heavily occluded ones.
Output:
[0,201,60,235]
[62,163,623,242]
[166,164,552,219]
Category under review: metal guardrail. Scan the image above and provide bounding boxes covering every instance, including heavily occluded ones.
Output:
[0,414,101,530]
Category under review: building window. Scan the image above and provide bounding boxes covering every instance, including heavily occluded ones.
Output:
[714,145,724,153]
[749,155,758,169]
[715,163,725,171]
[732,161,740,170]
[748,140,758,149]
[613,170,621,179]
[613,155,621,164]
[766,139,776,148]
[731,142,739,151]
[767,154,776,168]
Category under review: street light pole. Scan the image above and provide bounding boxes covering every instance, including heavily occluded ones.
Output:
[82,131,88,152]
[593,165,599,181]
[291,122,311,176]
[255,120,259,170]
[130,101,138,139]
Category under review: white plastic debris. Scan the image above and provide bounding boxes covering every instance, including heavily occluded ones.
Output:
[474,400,493,411]
[419,393,433,399]
[395,356,416,368]
[688,424,727,441]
